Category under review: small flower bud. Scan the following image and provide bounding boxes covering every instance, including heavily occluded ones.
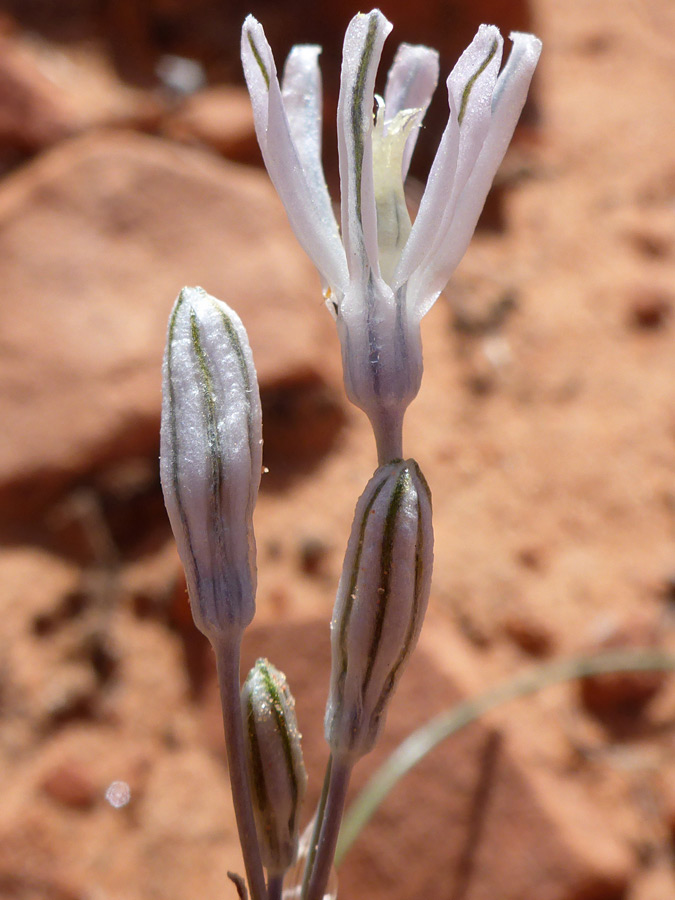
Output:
[325,458,433,760]
[242,659,307,876]
[160,286,263,639]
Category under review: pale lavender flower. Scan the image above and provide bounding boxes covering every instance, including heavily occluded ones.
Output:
[325,458,433,761]
[241,659,307,877]
[242,11,541,460]
[160,286,263,640]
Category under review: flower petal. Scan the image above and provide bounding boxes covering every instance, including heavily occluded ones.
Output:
[281,45,338,245]
[242,15,348,293]
[407,31,541,314]
[395,25,503,307]
[337,9,392,284]
[383,43,439,178]
[391,84,460,292]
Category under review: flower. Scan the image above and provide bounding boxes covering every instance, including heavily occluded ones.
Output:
[241,658,307,877]
[324,458,433,761]
[160,286,263,639]
[242,11,541,461]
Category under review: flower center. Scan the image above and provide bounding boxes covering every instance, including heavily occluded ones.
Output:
[371,99,420,285]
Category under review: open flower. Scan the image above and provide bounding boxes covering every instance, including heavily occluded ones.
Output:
[242,11,540,461]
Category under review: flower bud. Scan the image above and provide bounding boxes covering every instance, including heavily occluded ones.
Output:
[160,286,263,639]
[325,458,433,760]
[242,659,307,876]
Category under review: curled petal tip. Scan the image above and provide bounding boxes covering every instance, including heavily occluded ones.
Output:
[510,30,543,47]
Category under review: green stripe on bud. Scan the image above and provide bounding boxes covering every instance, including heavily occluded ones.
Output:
[242,659,307,876]
[325,458,433,760]
[160,286,263,639]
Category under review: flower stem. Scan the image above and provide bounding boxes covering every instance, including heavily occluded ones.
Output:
[305,755,352,900]
[300,758,333,900]
[268,874,284,900]
[214,633,268,900]
[373,408,404,465]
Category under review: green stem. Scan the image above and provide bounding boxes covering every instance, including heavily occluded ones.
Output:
[336,648,675,864]
[215,634,268,900]
[305,755,352,900]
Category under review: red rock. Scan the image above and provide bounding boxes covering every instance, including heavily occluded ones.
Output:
[163,86,257,162]
[627,864,675,900]
[260,368,348,479]
[0,31,162,144]
[123,540,183,621]
[40,762,97,810]
[0,815,83,900]
[581,666,666,721]
[0,34,80,151]
[233,613,634,900]
[654,770,675,847]
[137,748,232,839]
[627,229,673,260]
[0,548,80,636]
[0,131,342,523]
[626,289,672,330]
[0,549,83,732]
[578,616,667,725]
[503,611,555,656]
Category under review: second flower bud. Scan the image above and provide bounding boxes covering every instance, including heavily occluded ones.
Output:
[242,658,307,878]
[325,458,434,761]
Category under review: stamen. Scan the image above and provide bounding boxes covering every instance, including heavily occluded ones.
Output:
[372,100,420,284]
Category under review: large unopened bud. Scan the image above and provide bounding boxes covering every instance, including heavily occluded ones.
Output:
[325,459,433,760]
[242,659,307,876]
[160,286,263,639]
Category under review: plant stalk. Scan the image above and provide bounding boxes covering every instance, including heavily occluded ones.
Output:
[267,874,284,900]
[305,755,352,900]
[215,633,268,900]
[373,409,404,465]
[300,757,333,900]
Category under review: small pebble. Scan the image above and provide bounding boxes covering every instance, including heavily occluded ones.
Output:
[579,616,666,723]
[627,290,671,330]
[105,780,131,808]
[41,762,97,810]
[503,614,554,657]
[299,536,328,576]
